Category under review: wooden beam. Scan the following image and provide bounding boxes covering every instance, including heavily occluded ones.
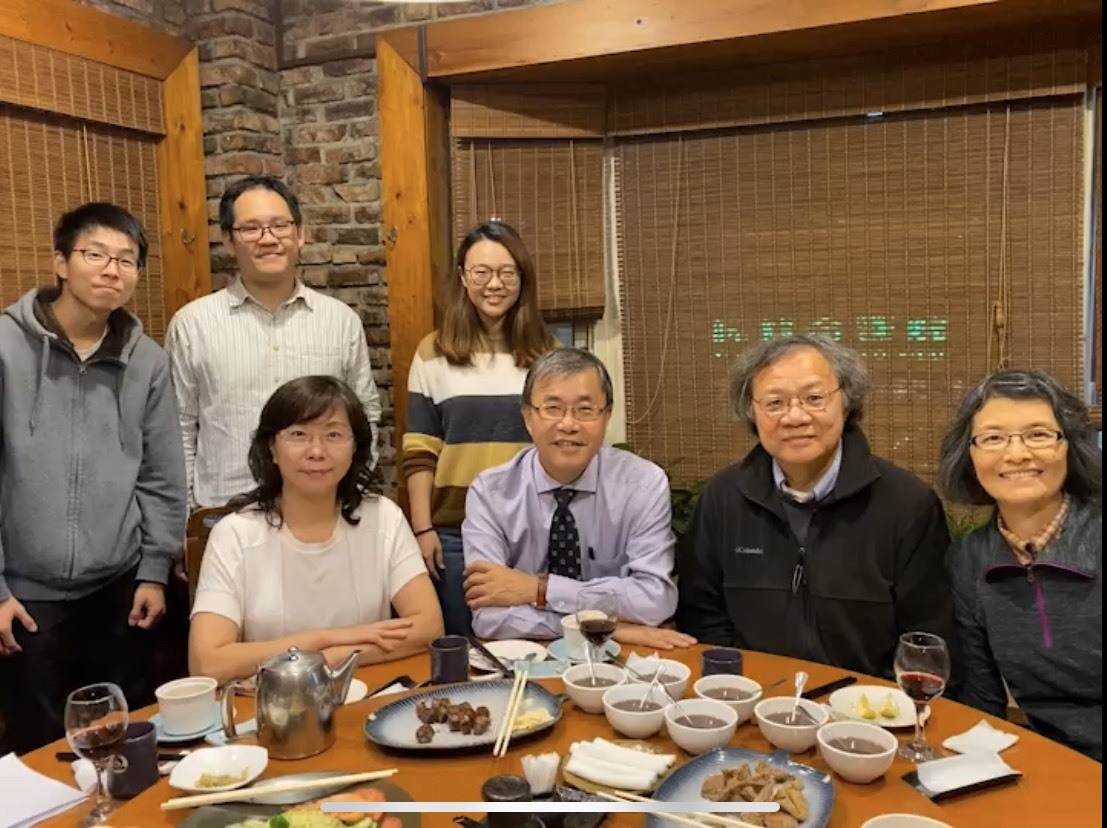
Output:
[157,48,211,320]
[378,37,449,496]
[0,0,192,80]
[421,0,1102,80]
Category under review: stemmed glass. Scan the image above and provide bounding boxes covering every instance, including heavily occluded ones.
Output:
[894,632,950,762]
[575,588,618,684]
[65,682,129,826]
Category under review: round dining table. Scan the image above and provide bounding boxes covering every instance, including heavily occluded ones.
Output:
[23,645,1102,828]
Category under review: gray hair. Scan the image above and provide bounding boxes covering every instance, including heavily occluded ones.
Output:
[523,347,614,409]
[938,369,1101,505]
[729,334,869,433]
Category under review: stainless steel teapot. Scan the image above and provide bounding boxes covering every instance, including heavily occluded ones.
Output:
[222,646,360,760]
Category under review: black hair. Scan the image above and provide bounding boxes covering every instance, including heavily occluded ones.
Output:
[218,176,302,234]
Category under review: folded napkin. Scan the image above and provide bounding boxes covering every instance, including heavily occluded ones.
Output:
[71,759,97,794]
[942,719,1020,754]
[0,752,87,828]
[915,751,1020,795]
[625,651,661,678]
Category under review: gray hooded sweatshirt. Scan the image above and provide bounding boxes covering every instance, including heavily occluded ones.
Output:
[0,288,187,602]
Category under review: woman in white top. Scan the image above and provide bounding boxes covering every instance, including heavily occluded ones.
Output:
[189,376,443,682]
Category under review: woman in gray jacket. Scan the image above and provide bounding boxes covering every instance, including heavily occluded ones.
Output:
[939,369,1101,761]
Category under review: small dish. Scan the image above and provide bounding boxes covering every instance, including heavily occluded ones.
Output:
[168,745,268,793]
[150,705,221,744]
[817,720,897,784]
[547,637,620,664]
[663,699,738,755]
[469,640,549,673]
[828,684,919,728]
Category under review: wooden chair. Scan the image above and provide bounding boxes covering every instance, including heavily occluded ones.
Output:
[184,506,234,604]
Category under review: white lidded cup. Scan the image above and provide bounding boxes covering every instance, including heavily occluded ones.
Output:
[155,676,218,735]
[560,610,606,661]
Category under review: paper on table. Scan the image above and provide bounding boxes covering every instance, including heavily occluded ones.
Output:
[915,751,1020,794]
[0,752,87,828]
[942,719,1020,754]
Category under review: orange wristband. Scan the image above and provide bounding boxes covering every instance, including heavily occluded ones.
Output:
[535,573,549,608]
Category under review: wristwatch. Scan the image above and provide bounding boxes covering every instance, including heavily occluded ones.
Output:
[534,573,549,608]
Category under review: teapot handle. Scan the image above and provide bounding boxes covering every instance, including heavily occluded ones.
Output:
[221,680,240,740]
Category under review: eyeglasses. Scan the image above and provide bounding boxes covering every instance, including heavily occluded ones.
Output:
[754,388,840,418]
[463,265,520,287]
[278,427,355,447]
[233,220,296,242]
[970,429,1065,452]
[528,402,608,422]
[74,248,140,275]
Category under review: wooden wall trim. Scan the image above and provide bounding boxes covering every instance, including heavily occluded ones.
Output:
[157,48,211,321]
[379,37,448,497]
[419,0,1102,80]
[0,0,191,80]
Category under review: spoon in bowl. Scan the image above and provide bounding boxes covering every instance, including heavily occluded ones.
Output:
[790,670,809,724]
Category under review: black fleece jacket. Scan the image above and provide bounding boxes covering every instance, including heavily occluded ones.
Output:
[676,425,954,680]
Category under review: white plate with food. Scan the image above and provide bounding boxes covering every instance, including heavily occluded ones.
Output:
[469,640,549,673]
[828,685,925,729]
[168,745,269,793]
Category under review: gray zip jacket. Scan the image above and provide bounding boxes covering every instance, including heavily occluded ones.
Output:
[0,288,187,602]
[950,498,1102,761]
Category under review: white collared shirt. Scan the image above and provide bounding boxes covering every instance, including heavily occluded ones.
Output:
[165,277,381,508]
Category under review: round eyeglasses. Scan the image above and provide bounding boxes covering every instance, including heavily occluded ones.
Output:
[463,265,520,287]
[74,248,140,275]
[753,388,840,418]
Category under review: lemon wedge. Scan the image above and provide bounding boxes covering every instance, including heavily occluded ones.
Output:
[880,692,899,719]
[856,693,876,719]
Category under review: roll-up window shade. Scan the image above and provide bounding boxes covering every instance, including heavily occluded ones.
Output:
[0,104,165,339]
[616,98,1085,483]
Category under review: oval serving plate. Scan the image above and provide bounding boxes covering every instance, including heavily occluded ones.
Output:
[364,679,564,753]
[648,747,834,828]
[560,739,675,796]
[828,684,923,729]
[178,777,419,828]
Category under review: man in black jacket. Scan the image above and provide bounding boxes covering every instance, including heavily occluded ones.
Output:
[676,334,953,679]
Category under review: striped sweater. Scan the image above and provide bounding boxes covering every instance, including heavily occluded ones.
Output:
[402,332,532,529]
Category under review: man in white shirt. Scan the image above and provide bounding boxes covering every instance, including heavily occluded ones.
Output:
[166,176,381,508]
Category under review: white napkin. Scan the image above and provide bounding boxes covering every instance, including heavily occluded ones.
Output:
[71,759,97,794]
[0,752,87,828]
[942,719,1020,754]
[625,651,661,679]
[916,751,1019,794]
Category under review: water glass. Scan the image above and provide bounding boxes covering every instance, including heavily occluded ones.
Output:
[430,635,470,684]
[701,647,743,676]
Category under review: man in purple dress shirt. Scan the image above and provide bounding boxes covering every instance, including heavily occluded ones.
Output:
[462,348,694,649]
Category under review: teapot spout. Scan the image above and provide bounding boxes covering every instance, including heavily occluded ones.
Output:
[328,650,361,703]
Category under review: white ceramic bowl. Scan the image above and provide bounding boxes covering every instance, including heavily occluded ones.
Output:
[625,658,691,699]
[155,676,218,736]
[562,663,627,714]
[168,745,268,793]
[861,817,953,828]
[602,683,671,738]
[817,720,898,783]
[693,675,763,724]
[663,698,739,755]
[753,696,830,753]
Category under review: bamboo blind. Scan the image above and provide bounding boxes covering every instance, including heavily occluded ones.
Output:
[616,98,1085,483]
[0,104,166,340]
[452,138,605,320]
[451,84,606,319]
[1095,91,1102,398]
[0,35,164,135]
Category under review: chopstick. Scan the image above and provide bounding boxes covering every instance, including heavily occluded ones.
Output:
[493,660,530,758]
[160,768,398,810]
[596,789,762,828]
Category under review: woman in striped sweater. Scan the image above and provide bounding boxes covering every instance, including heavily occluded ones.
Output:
[403,221,559,635]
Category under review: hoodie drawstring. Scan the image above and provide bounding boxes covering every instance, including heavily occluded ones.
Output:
[29,335,51,435]
[115,371,126,451]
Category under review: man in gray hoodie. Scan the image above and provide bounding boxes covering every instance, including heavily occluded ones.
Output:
[0,202,187,753]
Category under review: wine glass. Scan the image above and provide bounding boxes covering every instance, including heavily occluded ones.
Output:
[894,632,950,762]
[575,588,618,684]
[65,682,129,826]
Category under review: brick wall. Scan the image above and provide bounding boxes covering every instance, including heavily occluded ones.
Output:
[76,0,185,34]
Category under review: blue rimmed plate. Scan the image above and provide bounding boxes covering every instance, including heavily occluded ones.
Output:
[648,748,834,828]
[364,679,565,752]
[149,705,222,744]
[546,637,620,664]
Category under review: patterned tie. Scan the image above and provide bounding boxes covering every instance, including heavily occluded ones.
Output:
[547,488,582,579]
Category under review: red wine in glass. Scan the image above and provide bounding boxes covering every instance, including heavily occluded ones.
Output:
[898,671,946,703]
[70,722,127,762]
[579,617,617,648]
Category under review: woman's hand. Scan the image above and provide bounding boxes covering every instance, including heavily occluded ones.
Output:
[417,530,444,581]
[335,618,415,652]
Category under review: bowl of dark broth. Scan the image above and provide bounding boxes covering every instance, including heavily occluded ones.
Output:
[817,721,897,783]
[562,663,627,714]
[625,658,691,699]
[602,684,670,738]
[663,699,738,755]
[753,697,830,753]
[693,675,763,724]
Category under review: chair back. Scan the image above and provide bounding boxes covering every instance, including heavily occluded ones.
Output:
[185,506,234,604]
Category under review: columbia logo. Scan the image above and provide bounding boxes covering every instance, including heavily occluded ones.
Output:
[735,546,764,555]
